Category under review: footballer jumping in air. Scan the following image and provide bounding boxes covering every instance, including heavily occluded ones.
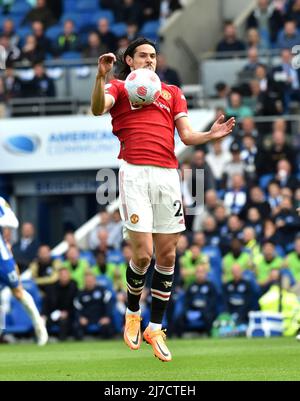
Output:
[91,38,235,362]
[0,197,48,346]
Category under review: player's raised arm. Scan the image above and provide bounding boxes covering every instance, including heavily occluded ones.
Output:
[176,114,235,146]
[91,52,116,116]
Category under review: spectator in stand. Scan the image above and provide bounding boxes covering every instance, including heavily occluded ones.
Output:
[250,64,283,116]
[115,0,143,27]
[220,214,244,255]
[202,215,221,248]
[246,207,264,240]
[222,238,251,283]
[2,67,23,99]
[0,77,7,116]
[82,32,108,59]
[88,211,110,250]
[222,142,246,188]
[31,21,53,58]
[215,204,229,237]
[61,245,90,289]
[274,196,300,251]
[206,140,232,188]
[180,244,209,288]
[242,47,261,75]
[237,117,259,142]
[12,222,40,274]
[285,0,300,27]
[22,0,57,29]
[240,134,258,184]
[156,53,181,87]
[267,180,282,211]
[240,186,271,221]
[63,231,95,266]
[272,48,300,113]
[216,21,246,57]
[243,226,262,267]
[126,22,139,42]
[189,149,216,192]
[275,159,299,191]
[29,244,59,296]
[256,129,296,175]
[20,34,45,65]
[96,18,117,52]
[0,18,19,47]
[25,62,55,97]
[74,271,115,339]
[55,19,81,55]
[223,264,254,324]
[175,264,218,337]
[246,28,264,50]
[276,19,300,49]
[0,34,21,66]
[286,234,300,291]
[262,217,281,245]
[225,91,253,119]
[224,173,247,215]
[42,267,78,341]
[46,0,62,21]
[192,189,222,232]
[256,241,283,287]
[246,0,284,47]
[141,0,161,24]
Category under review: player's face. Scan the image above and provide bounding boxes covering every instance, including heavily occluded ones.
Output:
[128,44,157,71]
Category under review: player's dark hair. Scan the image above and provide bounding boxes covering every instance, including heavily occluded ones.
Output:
[116,37,157,80]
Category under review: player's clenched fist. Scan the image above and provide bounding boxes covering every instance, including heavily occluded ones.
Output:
[97,52,116,78]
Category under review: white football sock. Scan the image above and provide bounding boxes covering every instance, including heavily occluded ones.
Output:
[19,290,42,329]
[126,307,141,316]
[149,322,162,331]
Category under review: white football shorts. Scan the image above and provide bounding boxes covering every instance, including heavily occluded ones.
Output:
[119,161,186,237]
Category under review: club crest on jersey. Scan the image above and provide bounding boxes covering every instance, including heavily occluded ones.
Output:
[161,90,171,101]
[130,214,139,224]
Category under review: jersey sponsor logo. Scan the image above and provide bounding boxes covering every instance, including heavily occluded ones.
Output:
[3,135,40,155]
[130,214,139,224]
[161,90,171,101]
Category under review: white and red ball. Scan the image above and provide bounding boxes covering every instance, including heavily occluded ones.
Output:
[125,68,161,106]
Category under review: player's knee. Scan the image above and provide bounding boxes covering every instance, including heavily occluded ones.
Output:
[135,255,152,269]
[157,251,176,268]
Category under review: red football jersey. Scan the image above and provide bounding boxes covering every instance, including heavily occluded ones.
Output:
[105,79,188,168]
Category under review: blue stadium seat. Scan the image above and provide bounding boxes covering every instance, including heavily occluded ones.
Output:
[9,2,32,15]
[259,174,274,191]
[63,0,74,13]
[110,22,127,37]
[203,245,222,280]
[17,26,33,44]
[76,0,100,13]
[46,24,63,41]
[91,10,115,25]
[139,20,160,41]
[60,51,82,60]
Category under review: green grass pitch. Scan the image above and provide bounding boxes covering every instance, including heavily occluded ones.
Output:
[0,337,299,381]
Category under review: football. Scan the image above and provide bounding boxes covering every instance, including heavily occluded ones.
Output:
[124,68,162,106]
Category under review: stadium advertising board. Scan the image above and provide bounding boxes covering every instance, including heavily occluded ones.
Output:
[0,110,214,173]
[0,114,120,173]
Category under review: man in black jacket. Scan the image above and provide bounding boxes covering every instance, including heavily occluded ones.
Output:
[42,267,78,341]
[223,264,254,324]
[74,271,115,339]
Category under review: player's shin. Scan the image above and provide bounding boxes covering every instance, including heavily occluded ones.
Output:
[19,289,48,344]
[149,264,174,329]
[126,259,148,313]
